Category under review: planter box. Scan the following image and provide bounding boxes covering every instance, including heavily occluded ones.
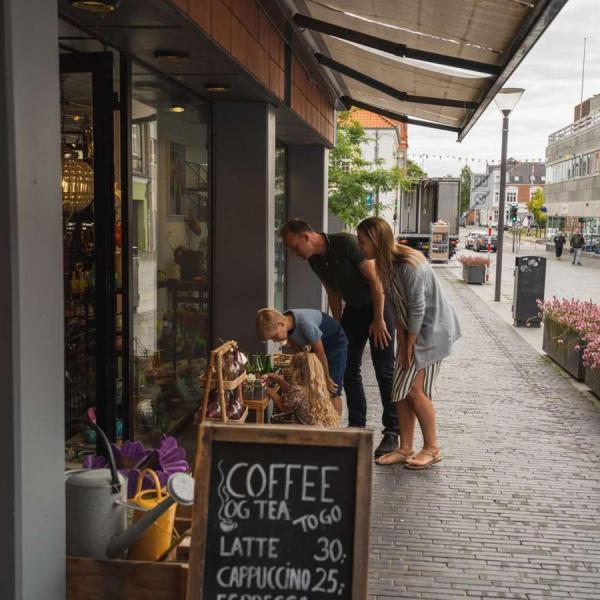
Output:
[462,264,486,284]
[585,367,600,399]
[542,318,586,380]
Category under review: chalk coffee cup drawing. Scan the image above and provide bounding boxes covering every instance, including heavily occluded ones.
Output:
[217,460,238,533]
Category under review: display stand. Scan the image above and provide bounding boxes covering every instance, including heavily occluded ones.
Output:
[430,220,450,263]
[199,340,248,424]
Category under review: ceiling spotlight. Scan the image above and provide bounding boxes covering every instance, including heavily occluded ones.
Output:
[69,0,120,12]
[73,115,82,122]
[154,50,189,65]
[204,83,232,93]
[169,105,186,113]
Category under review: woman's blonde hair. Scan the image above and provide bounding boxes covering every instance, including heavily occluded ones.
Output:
[357,216,425,290]
[290,350,340,428]
[256,308,285,340]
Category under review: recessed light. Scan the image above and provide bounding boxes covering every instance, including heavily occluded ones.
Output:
[204,83,232,93]
[169,105,185,113]
[154,50,189,65]
[69,0,120,12]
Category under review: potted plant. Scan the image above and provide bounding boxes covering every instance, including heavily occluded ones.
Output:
[584,332,600,398]
[538,298,596,381]
[457,254,490,284]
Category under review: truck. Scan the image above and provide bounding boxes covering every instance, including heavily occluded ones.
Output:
[395,178,461,260]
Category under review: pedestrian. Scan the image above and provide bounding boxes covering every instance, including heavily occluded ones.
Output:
[281,219,398,458]
[553,231,566,259]
[356,217,461,470]
[264,350,340,428]
[570,227,585,265]
[256,307,347,415]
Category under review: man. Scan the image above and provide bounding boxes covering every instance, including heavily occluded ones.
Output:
[570,228,585,266]
[281,219,399,458]
[553,231,566,260]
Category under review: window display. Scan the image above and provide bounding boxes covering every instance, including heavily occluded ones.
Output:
[130,64,210,445]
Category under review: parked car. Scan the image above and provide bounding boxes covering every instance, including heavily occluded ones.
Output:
[465,231,482,249]
[474,234,497,252]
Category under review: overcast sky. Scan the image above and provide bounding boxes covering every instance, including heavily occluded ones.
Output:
[407,0,600,177]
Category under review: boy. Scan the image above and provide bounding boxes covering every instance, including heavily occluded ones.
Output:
[256,308,348,415]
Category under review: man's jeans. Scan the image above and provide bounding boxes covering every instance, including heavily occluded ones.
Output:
[573,248,582,265]
[340,302,398,434]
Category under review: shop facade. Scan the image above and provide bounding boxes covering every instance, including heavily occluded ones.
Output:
[2,0,335,596]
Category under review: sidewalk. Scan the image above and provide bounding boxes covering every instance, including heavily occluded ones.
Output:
[365,270,600,599]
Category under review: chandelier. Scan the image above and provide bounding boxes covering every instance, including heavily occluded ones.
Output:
[62,153,94,213]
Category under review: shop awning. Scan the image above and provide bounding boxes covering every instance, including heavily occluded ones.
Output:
[291,0,568,140]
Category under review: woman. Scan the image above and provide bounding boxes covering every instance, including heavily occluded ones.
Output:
[356,217,461,469]
[553,231,566,260]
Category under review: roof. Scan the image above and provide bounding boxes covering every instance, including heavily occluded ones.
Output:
[291,0,568,140]
[508,161,546,184]
[349,108,402,130]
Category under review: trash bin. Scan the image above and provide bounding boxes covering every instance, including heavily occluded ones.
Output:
[512,256,546,327]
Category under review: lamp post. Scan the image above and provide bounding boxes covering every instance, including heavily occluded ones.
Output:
[493,88,524,302]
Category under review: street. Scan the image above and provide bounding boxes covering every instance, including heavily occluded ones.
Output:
[365,267,600,599]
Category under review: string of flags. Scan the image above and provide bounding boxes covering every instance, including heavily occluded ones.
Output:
[407,153,545,164]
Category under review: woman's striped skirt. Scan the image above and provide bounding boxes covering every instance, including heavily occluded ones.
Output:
[392,353,441,402]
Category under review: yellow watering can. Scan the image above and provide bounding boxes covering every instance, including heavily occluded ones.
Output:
[127,469,177,561]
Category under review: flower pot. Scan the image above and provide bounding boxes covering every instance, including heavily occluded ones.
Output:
[462,264,486,284]
[585,367,600,398]
[542,318,586,380]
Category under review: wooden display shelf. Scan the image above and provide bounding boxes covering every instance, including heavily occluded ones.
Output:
[201,370,246,391]
[243,398,270,424]
[206,404,248,425]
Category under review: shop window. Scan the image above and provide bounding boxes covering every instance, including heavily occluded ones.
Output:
[130,64,210,445]
[274,142,288,312]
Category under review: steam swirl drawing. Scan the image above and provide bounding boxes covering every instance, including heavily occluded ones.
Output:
[217,459,237,533]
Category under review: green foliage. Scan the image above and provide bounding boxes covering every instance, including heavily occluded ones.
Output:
[460,164,472,214]
[328,112,423,228]
[528,188,546,225]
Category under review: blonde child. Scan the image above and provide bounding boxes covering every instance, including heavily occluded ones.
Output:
[264,349,340,427]
[256,308,347,415]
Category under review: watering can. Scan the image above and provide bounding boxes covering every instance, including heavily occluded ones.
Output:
[106,472,195,560]
[66,421,127,559]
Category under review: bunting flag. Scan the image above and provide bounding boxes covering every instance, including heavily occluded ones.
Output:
[407,153,545,164]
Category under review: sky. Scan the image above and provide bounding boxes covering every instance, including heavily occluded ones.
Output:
[406,0,600,177]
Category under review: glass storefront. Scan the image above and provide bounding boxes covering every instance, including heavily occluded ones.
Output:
[60,22,210,451]
[130,63,210,445]
[274,142,288,312]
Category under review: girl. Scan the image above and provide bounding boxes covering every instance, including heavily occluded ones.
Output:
[356,217,461,470]
[264,349,340,428]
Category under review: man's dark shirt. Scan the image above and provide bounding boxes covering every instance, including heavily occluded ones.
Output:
[308,233,372,308]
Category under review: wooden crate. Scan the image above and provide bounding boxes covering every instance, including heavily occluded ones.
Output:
[67,557,188,600]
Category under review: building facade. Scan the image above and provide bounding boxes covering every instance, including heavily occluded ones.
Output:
[470,160,545,227]
[350,109,408,234]
[545,94,600,236]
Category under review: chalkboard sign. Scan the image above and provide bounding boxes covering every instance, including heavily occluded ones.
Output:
[187,423,373,600]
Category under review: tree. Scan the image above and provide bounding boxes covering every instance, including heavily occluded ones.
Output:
[460,164,472,214]
[528,188,546,226]
[328,112,419,228]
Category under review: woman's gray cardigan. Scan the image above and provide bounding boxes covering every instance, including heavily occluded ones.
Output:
[391,261,461,370]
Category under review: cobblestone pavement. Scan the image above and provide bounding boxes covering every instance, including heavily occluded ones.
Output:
[364,270,600,599]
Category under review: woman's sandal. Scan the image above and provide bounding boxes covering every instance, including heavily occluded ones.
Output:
[405,448,442,470]
[375,449,414,466]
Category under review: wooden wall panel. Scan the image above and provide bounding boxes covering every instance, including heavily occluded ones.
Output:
[291,56,335,144]
[175,0,336,142]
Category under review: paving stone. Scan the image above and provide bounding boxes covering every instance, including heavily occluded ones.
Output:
[366,271,600,599]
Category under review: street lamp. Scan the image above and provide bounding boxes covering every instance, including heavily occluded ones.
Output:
[493,87,524,302]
